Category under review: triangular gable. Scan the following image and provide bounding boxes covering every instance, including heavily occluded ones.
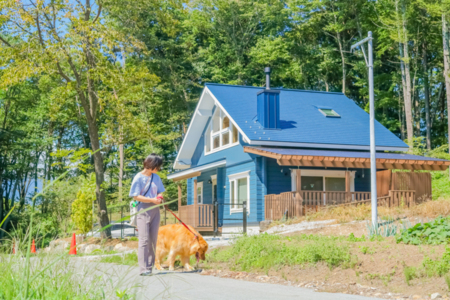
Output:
[174,87,249,169]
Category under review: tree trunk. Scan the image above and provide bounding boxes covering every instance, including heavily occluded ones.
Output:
[336,31,346,94]
[79,92,111,238]
[442,13,450,175]
[422,43,432,150]
[118,143,124,202]
[397,2,413,147]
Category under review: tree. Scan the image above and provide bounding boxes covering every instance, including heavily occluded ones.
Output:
[0,0,158,237]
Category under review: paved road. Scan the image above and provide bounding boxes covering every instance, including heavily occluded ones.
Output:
[79,261,382,300]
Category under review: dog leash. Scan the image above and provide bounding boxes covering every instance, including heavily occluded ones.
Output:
[157,196,201,264]
[166,206,199,240]
[157,197,199,239]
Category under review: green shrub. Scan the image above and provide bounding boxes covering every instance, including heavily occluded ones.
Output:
[432,171,450,200]
[396,217,450,245]
[72,175,96,236]
[208,233,352,272]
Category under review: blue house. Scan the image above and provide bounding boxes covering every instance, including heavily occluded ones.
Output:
[167,70,449,233]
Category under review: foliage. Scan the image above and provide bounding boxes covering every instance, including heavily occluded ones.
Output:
[431,172,450,200]
[396,217,450,245]
[72,175,96,235]
[207,233,352,272]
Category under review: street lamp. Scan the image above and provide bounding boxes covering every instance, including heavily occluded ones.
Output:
[351,31,377,229]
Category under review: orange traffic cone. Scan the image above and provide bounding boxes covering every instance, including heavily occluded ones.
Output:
[69,233,77,255]
[31,239,36,253]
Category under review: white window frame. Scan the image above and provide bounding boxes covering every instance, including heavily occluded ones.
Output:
[196,182,203,204]
[228,170,250,214]
[205,106,239,155]
[290,169,355,192]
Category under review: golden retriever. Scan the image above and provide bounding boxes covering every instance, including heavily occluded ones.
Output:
[155,224,209,271]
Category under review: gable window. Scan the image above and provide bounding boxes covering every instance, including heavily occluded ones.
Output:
[205,107,239,154]
[229,171,250,213]
[319,108,340,118]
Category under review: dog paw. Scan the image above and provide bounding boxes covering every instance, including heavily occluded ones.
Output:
[169,266,175,271]
[184,265,194,271]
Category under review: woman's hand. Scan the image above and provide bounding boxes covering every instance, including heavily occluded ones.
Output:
[133,195,162,204]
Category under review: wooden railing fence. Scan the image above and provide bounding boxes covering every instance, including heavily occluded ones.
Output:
[265,190,416,221]
[179,204,214,228]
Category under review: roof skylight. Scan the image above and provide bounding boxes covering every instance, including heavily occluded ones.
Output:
[319,108,340,118]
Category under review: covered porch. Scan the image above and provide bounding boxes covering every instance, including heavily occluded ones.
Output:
[168,161,225,232]
[243,146,450,221]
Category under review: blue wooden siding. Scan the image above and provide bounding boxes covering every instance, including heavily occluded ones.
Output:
[223,160,259,226]
[266,158,292,195]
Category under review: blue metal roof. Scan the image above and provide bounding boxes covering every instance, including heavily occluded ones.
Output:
[249,147,449,162]
[206,83,408,150]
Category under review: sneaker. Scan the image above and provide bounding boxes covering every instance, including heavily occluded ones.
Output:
[140,270,152,276]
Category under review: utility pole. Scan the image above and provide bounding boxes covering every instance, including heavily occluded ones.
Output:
[351,31,377,229]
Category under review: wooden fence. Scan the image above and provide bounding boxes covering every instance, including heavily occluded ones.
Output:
[265,190,416,221]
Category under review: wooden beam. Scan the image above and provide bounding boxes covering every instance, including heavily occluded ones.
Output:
[172,171,202,182]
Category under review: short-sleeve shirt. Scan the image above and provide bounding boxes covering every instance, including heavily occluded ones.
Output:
[129,172,165,211]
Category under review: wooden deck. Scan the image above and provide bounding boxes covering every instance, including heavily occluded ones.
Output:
[264,190,416,221]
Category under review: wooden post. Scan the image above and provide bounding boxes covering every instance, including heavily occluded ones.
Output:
[345,171,350,202]
[177,184,182,208]
[295,169,301,192]
[295,169,302,216]
[193,179,198,228]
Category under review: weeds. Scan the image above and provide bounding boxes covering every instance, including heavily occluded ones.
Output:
[445,275,450,290]
[403,266,416,286]
[359,245,374,254]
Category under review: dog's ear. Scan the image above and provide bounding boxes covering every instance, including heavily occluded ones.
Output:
[190,242,200,254]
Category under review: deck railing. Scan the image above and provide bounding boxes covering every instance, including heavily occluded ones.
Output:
[265,190,415,221]
[178,204,214,228]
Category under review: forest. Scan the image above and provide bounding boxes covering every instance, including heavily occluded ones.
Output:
[1,0,450,242]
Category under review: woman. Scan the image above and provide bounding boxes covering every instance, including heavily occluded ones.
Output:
[129,153,165,276]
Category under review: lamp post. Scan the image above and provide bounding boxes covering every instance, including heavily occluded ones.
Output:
[351,31,377,229]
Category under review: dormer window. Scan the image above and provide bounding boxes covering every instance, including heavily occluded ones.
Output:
[205,107,239,154]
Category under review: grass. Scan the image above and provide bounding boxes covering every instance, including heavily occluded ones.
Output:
[99,252,138,266]
[0,252,132,299]
[207,233,354,272]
